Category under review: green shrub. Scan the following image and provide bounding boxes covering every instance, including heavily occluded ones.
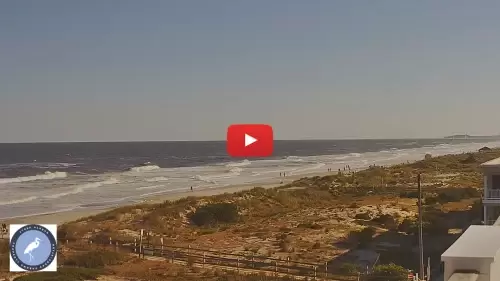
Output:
[348,227,376,247]
[424,215,449,235]
[189,203,240,227]
[297,222,323,229]
[372,214,397,229]
[435,187,480,203]
[358,227,376,245]
[355,212,372,220]
[369,263,408,281]
[14,267,102,281]
[461,153,476,164]
[399,191,419,198]
[424,196,439,205]
[397,219,414,234]
[349,202,360,208]
[339,263,360,274]
[63,249,124,268]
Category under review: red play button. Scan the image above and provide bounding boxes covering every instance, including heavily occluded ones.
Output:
[226,124,273,158]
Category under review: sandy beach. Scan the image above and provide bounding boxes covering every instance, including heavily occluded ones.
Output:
[3,175,301,225]
[4,140,500,226]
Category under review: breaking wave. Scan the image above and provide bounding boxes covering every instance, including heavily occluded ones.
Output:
[44,178,119,199]
[334,155,350,160]
[136,184,165,190]
[130,165,160,172]
[145,177,169,182]
[225,160,251,168]
[0,196,38,206]
[286,156,304,162]
[228,167,243,174]
[0,171,68,184]
[192,175,217,184]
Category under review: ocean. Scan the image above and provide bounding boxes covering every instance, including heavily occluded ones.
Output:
[0,139,498,220]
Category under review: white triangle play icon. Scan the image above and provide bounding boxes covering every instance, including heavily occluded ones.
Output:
[245,134,257,147]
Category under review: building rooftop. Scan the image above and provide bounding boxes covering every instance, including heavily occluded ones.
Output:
[481,157,500,167]
[442,225,500,260]
[448,272,479,281]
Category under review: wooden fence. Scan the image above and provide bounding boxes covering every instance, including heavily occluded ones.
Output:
[58,237,416,281]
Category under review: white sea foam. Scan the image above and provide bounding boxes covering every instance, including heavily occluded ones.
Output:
[228,167,243,174]
[145,176,169,182]
[138,187,189,198]
[130,165,160,172]
[289,163,326,175]
[0,171,67,184]
[136,184,165,190]
[286,156,304,162]
[225,160,251,168]
[0,196,38,206]
[3,140,500,220]
[334,155,350,160]
[43,178,119,199]
[334,153,362,160]
[192,175,217,184]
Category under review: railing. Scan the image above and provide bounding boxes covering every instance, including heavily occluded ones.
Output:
[54,238,414,281]
[484,189,500,199]
[59,238,349,280]
[483,220,500,226]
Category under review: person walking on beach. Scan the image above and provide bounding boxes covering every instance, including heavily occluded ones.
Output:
[190,186,193,191]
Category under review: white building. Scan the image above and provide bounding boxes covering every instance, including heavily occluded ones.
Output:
[440,156,500,281]
[481,157,500,225]
[441,225,500,281]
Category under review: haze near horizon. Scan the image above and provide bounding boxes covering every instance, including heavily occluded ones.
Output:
[1,1,500,142]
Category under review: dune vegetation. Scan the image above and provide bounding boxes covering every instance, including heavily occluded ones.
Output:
[4,148,499,280]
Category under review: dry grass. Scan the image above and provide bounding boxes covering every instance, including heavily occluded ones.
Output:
[51,148,500,279]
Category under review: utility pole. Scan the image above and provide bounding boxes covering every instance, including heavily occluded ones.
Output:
[139,229,144,258]
[418,173,425,280]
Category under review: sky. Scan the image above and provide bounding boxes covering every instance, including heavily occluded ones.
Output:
[1,1,500,142]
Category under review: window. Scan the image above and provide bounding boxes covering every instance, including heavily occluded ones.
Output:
[492,175,500,189]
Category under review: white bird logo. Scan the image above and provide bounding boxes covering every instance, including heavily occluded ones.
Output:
[23,237,41,262]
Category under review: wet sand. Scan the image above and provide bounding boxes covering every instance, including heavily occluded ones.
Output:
[3,176,300,225]
[4,161,404,225]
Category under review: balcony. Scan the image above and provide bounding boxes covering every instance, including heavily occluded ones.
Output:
[483,189,500,204]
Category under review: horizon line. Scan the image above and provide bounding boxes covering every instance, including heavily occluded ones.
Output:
[0,136,482,144]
